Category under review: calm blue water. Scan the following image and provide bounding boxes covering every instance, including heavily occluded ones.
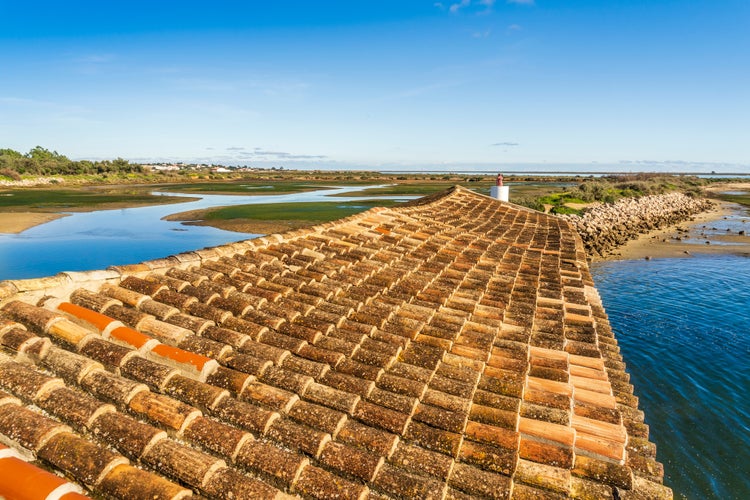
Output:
[0,186,412,280]
[592,255,750,499]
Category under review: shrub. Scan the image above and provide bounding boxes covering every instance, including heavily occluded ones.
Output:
[0,168,21,181]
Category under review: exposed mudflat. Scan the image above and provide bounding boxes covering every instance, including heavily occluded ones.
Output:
[0,212,68,233]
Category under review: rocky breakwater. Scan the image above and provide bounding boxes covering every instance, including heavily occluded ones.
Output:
[561,192,714,257]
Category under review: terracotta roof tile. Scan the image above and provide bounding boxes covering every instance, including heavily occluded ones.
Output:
[448,462,512,499]
[212,395,278,434]
[336,418,398,456]
[372,462,446,499]
[39,387,114,429]
[38,431,128,487]
[266,418,330,457]
[0,400,71,452]
[303,381,360,414]
[203,467,283,500]
[295,463,369,500]
[288,399,347,435]
[142,438,225,489]
[80,368,148,405]
[90,411,165,459]
[0,453,89,500]
[235,439,309,489]
[0,359,64,401]
[0,186,670,498]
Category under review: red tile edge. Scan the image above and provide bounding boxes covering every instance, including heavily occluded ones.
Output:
[110,326,153,350]
[57,302,116,332]
[0,455,88,500]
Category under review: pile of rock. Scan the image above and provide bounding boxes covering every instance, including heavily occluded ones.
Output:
[560,192,713,257]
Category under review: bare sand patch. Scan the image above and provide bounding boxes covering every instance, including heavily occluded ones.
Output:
[0,212,68,234]
[705,182,750,193]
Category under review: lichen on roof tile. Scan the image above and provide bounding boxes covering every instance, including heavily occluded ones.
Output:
[0,186,671,499]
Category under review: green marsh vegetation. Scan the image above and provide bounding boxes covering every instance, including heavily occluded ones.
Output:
[157,181,338,195]
[0,186,190,212]
[713,191,750,208]
[200,200,403,223]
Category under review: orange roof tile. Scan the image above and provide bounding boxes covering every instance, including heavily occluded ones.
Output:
[0,186,671,498]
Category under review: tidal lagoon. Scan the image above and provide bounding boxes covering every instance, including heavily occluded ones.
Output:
[0,186,413,280]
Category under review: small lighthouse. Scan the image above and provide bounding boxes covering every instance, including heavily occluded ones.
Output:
[490,173,509,202]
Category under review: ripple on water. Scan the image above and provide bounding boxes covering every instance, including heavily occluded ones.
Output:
[592,255,750,499]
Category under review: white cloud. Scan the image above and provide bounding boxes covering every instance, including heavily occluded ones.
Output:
[445,0,498,15]
[450,0,471,13]
[73,54,115,64]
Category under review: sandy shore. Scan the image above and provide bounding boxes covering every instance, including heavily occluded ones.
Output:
[600,199,750,261]
[0,212,68,234]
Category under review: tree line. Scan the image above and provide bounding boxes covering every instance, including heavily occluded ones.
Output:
[0,146,142,179]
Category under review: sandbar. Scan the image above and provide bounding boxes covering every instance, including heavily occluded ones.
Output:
[0,212,68,234]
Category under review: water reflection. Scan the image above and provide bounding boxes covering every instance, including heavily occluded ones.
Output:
[0,185,412,280]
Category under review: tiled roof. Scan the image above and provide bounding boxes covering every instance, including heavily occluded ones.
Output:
[0,186,671,499]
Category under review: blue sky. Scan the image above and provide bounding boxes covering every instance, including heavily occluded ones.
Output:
[1,0,748,171]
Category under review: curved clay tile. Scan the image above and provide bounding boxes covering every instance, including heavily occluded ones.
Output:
[0,187,671,499]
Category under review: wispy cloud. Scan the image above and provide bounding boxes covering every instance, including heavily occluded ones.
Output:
[379,79,467,102]
[472,29,492,38]
[73,54,115,64]
[441,0,497,14]
[0,96,91,118]
[0,96,101,134]
[254,149,327,160]
[220,147,328,161]
[165,75,309,98]
[492,141,519,147]
[169,78,239,93]
[450,0,471,13]
[70,53,117,75]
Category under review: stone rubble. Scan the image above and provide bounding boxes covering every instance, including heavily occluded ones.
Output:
[560,192,713,258]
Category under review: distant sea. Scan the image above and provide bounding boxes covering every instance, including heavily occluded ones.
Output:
[376,170,750,178]
[592,255,750,499]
